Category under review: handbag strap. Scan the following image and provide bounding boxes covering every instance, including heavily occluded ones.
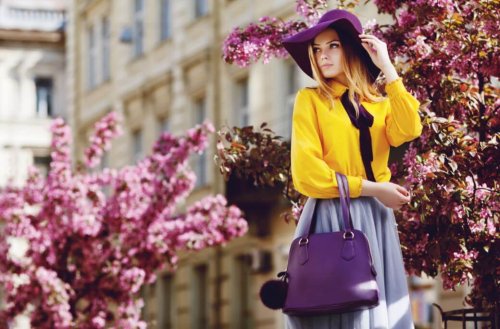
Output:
[337,172,354,232]
[339,174,351,215]
[302,172,354,239]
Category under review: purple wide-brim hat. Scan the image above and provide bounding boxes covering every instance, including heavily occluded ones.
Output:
[282,9,380,83]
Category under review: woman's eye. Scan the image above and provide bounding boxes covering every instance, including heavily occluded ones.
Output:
[330,43,339,48]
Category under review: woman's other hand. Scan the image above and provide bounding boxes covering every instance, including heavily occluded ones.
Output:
[375,182,411,210]
[361,180,411,210]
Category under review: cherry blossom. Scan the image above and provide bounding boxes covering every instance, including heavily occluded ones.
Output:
[0,114,248,328]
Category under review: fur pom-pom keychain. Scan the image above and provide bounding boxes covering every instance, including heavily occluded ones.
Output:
[259,271,289,310]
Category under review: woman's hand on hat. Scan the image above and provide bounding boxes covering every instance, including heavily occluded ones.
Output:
[359,34,392,71]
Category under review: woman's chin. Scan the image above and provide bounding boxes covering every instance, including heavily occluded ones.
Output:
[322,72,340,79]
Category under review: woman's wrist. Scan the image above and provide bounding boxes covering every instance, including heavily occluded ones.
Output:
[360,179,380,197]
[381,64,399,84]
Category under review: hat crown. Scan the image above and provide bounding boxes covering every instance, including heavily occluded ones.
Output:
[317,9,362,32]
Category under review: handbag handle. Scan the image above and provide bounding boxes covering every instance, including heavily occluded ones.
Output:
[337,172,353,232]
[301,172,354,239]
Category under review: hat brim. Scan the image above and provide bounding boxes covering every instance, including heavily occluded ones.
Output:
[282,18,380,83]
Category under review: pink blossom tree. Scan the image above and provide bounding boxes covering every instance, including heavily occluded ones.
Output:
[370,0,499,311]
[216,0,499,312]
[0,112,248,328]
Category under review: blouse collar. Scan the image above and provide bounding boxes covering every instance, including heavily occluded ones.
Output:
[327,79,349,98]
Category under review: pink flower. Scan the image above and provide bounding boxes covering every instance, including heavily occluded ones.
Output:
[396,10,416,27]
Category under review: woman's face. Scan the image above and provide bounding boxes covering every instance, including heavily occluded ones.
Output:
[312,28,345,79]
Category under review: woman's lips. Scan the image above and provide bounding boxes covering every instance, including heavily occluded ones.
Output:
[321,64,333,68]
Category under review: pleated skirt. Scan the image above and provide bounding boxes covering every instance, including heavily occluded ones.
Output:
[284,196,415,329]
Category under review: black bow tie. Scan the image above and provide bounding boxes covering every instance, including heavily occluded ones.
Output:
[340,90,376,182]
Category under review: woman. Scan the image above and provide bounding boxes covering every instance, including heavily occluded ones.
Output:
[281,9,422,329]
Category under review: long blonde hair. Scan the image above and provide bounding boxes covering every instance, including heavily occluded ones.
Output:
[307,27,385,118]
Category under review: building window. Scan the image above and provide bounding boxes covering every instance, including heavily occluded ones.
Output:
[87,25,97,89]
[140,286,148,322]
[102,17,110,81]
[194,98,205,126]
[160,0,171,41]
[133,0,144,57]
[234,77,249,127]
[192,264,208,329]
[33,155,51,177]
[132,129,143,163]
[282,62,301,140]
[192,98,206,188]
[409,275,436,327]
[157,274,174,329]
[140,283,156,323]
[35,77,53,117]
[157,116,170,137]
[194,0,208,18]
[233,255,253,328]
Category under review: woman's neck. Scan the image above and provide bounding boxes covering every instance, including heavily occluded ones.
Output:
[332,73,348,86]
[327,78,349,98]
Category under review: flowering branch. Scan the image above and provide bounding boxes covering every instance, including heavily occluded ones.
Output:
[84,112,122,169]
[0,115,248,328]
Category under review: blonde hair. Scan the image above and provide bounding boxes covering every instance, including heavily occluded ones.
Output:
[307,27,385,118]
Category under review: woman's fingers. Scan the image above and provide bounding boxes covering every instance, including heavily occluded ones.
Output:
[361,39,377,46]
[361,39,382,53]
[359,34,385,43]
[361,41,376,50]
[361,41,377,53]
[395,186,411,203]
[396,185,409,196]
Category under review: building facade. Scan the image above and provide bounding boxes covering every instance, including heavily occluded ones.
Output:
[0,0,67,187]
[67,1,469,328]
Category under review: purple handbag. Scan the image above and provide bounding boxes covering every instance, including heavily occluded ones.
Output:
[260,172,379,315]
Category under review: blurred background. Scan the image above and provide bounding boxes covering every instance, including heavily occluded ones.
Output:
[0,0,475,328]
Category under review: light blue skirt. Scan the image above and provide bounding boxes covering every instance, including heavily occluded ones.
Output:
[284,196,415,329]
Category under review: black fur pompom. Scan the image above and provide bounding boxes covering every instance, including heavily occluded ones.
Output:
[259,279,288,310]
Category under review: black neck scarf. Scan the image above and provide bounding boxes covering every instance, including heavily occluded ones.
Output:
[340,90,376,182]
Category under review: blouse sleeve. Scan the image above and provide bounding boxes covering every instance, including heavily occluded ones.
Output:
[291,89,363,198]
[384,78,423,147]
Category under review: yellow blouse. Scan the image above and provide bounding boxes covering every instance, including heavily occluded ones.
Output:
[291,77,423,199]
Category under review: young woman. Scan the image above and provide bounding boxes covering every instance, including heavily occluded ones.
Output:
[281,9,422,329]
